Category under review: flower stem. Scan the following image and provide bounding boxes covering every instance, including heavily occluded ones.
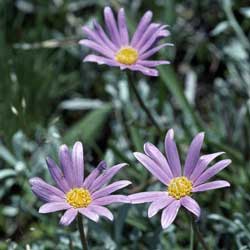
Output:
[126,71,162,134]
[191,216,210,250]
[77,214,89,250]
[189,215,194,250]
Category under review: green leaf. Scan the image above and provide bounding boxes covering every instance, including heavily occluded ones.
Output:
[59,98,105,110]
[223,0,250,50]
[211,21,229,36]
[0,144,17,167]
[63,104,112,145]
[240,7,250,18]
[159,66,203,132]
[128,126,143,151]
[2,206,18,217]
[0,169,16,180]
[114,204,130,244]
[126,216,148,231]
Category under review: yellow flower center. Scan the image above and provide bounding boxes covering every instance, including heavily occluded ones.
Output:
[168,176,192,199]
[115,47,138,65]
[66,188,92,208]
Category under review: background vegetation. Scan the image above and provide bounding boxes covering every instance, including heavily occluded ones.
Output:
[1,0,250,249]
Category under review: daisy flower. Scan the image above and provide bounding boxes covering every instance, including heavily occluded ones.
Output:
[30,142,130,226]
[79,7,172,77]
[129,129,231,229]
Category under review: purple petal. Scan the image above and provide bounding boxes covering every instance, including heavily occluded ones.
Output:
[183,132,205,178]
[72,141,84,187]
[39,202,71,213]
[164,129,182,177]
[161,200,181,229]
[131,11,153,47]
[30,177,65,202]
[189,152,225,182]
[157,29,170,38]
[93,20,118,51]
[192,180,230,192]
[84,55,119,67]
[82,26,116,53]
[88,163,127,192]
[137,60,170,67]
[134,152,170,185]
[60,208,78,226]
[180,196,200,217]
[139,25,170,54]
[194,159,231,186]
[129,191,165,204]
[104,7,121,46]
[144,142,173,180]
[88,205,114,221]
[135,23,160,50]
[140,43,174,60]
[148,196,174,218]
[46,157,70,192]
[126,64,159,76]
[83,161,107,189]
[134,152,171,184]
[79,39,114,58]
[31,186,63,203]
[59,145,74,187]
[118,8,129,45]
[92,180,131,199]
[92,195,130,206]
[78,207,99,222]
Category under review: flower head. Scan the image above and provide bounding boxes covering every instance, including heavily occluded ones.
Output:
[129,129,231,229]
[30,142,130,226]
[79,7,172,77]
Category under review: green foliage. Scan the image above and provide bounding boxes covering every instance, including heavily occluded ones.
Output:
[0,0,250,249]
[63,104,112,145]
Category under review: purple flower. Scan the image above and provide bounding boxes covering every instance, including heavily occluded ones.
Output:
[30,142,131,226]
[79,7,172,77]
[129,129,231,229]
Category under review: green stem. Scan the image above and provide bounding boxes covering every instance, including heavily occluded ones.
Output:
[126,71,162,134]
[189,215,194,250]
[77,214,89,250]
[191,216,209,250]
